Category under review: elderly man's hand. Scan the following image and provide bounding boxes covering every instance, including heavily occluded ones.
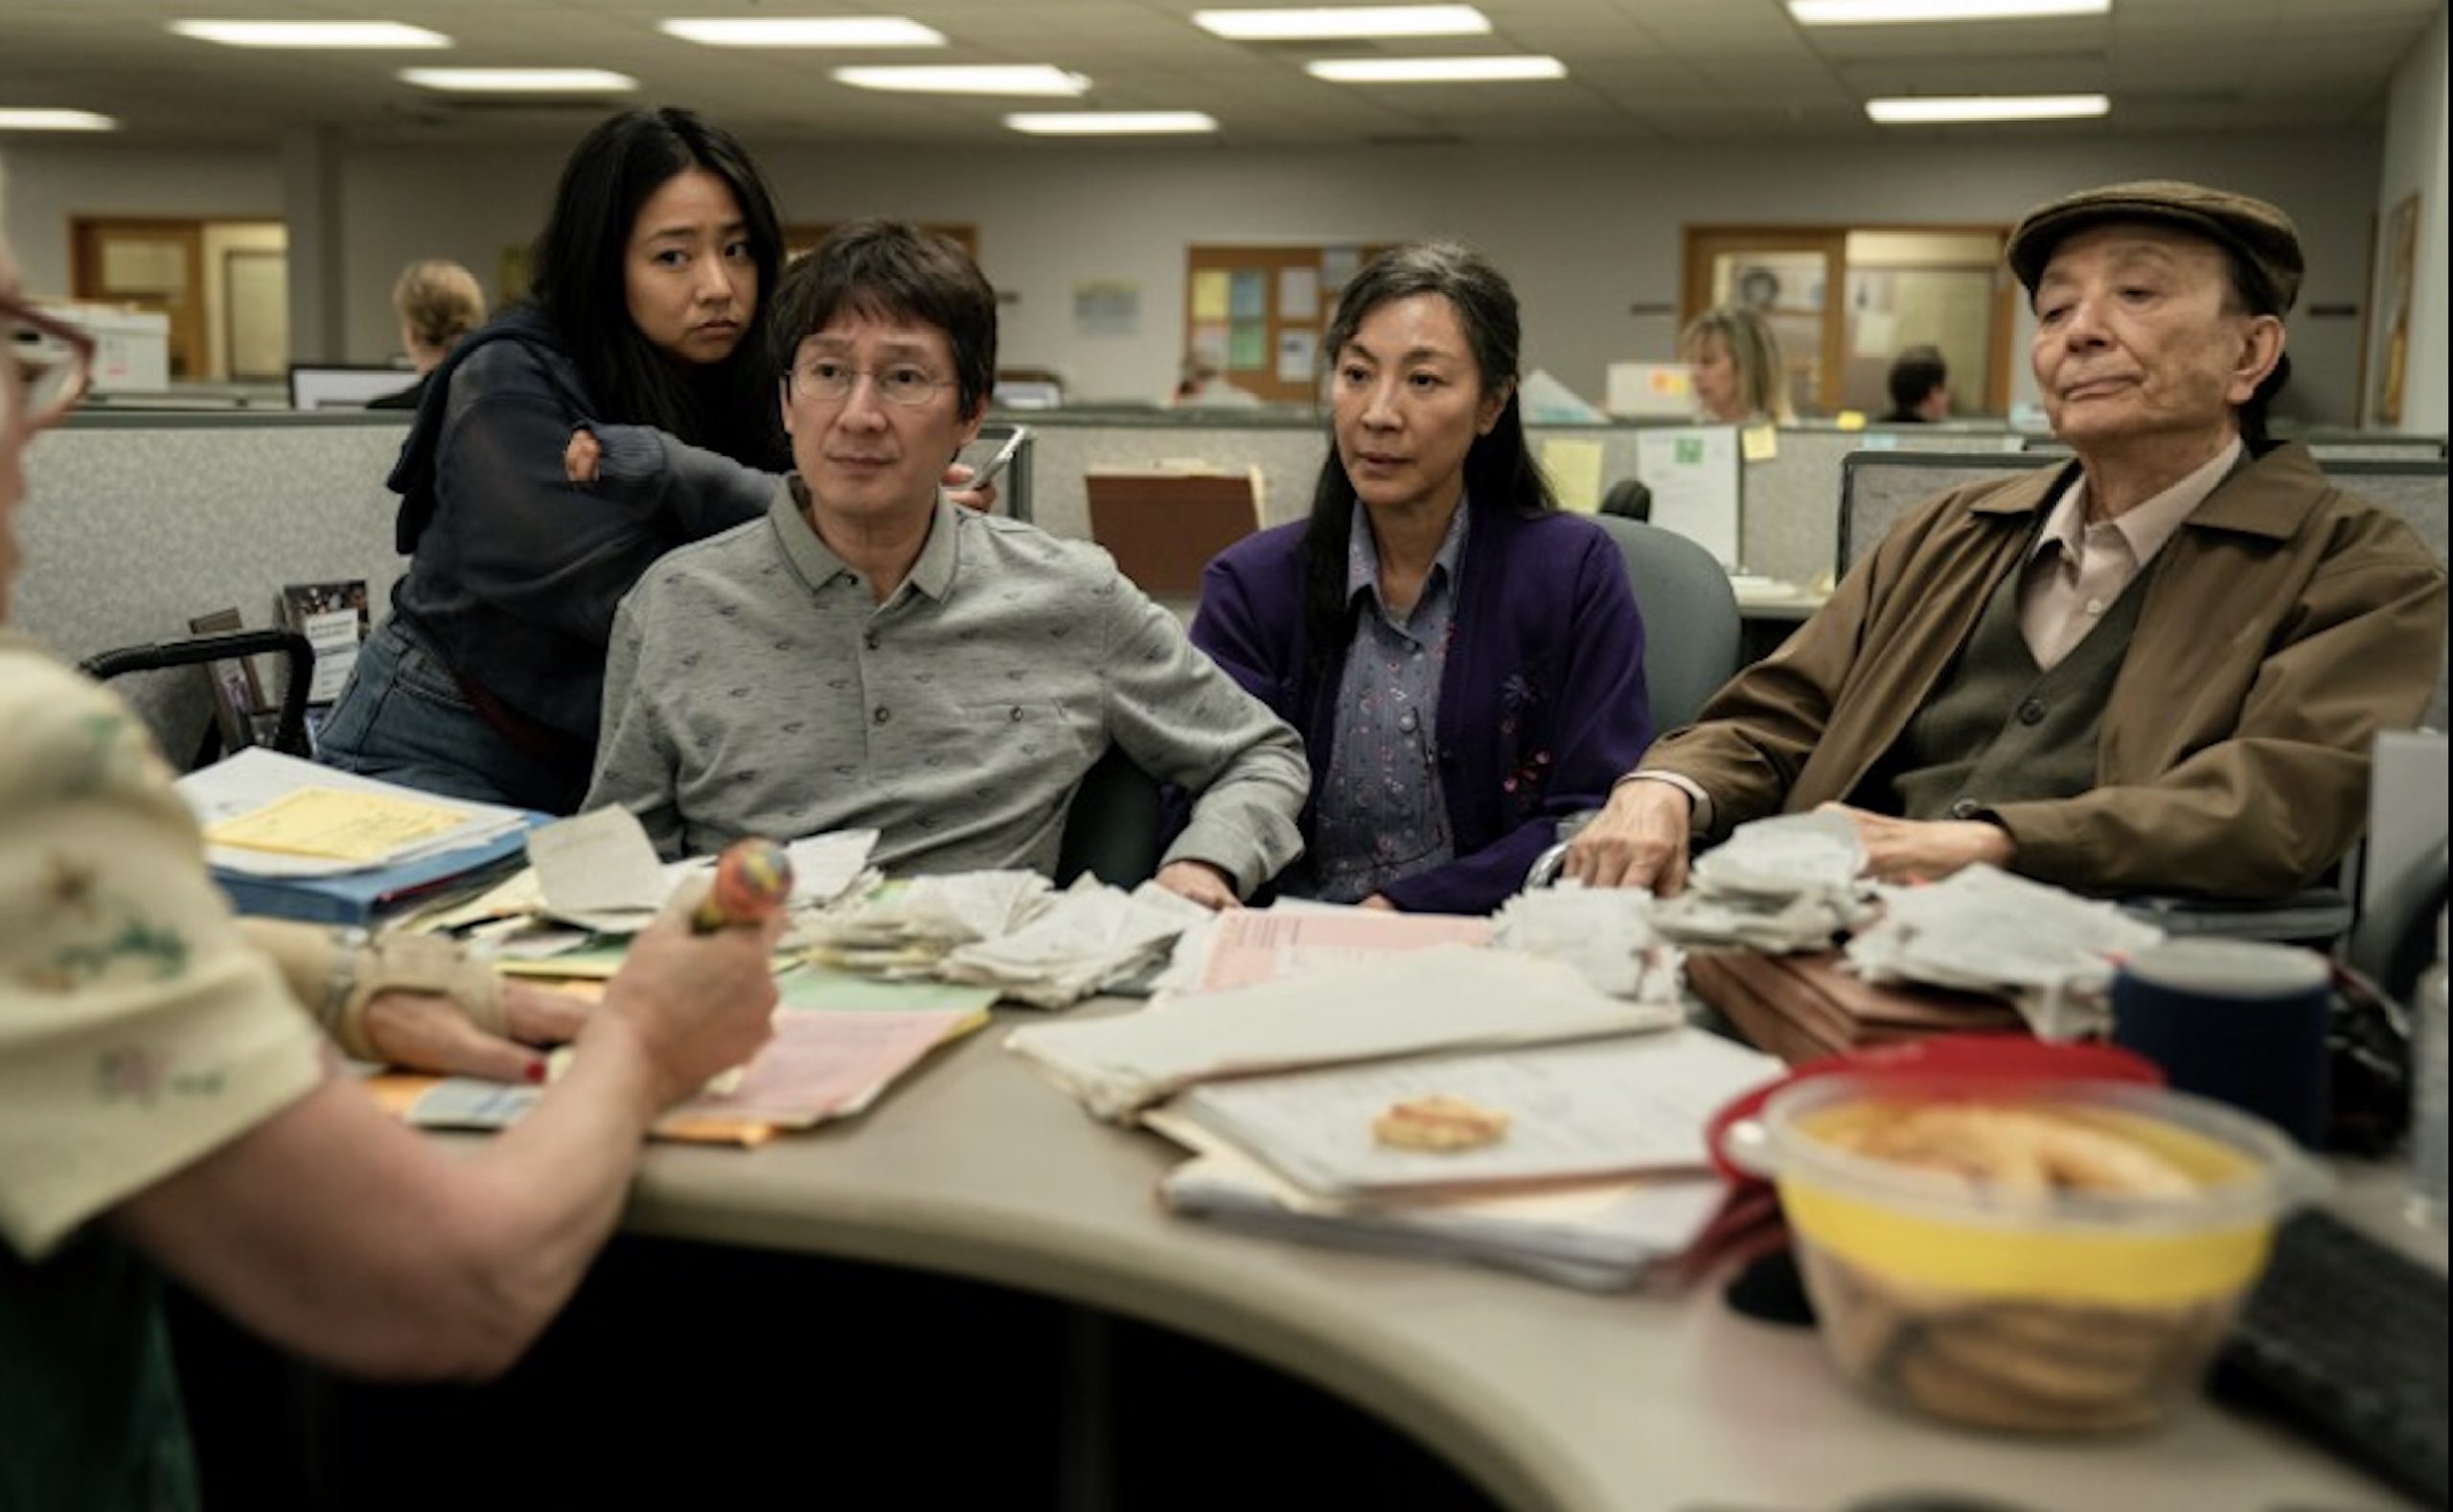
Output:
[1821,804,2015,883]
[1564,779,1693,895]
[362,980,590,1084]
[1155,859,1240,911]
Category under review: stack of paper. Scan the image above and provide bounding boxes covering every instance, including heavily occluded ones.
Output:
[939,878,1209,1008]
[1007,945,1681,1121]
[1653,813,1872,951]
[176,748,539,925]
[1845,865,2165,1039]
[1164,906,1493,995]
[802,871,1055,974]
[523,809,880,935]
[1490,884,1681,1002]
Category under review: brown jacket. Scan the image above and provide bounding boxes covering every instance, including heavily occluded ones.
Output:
[1642,443,2447,898]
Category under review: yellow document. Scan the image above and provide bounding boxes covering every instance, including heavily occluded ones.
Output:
[1537,437,1607,514]
[1740,424,1779,462]
[204,786,470,862]
[1834,409,1867,432]
[1191,269,1231,321]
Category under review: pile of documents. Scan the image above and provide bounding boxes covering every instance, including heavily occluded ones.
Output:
[802,870,1200,1007]
[1845,864,2166,1039]
[177,748,538,925]
[1005,908,1786,1289]
[1653,813,1873,952]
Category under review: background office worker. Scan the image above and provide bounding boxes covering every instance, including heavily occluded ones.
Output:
[1881,344,1951,424]
[1685,303,1799,424]
[588,221,1306,907]
[1569,180,2446,900]
[1191,242,1652,914]
[0,213,784,1508]
[367,258,487,412]
[322,107,794,813]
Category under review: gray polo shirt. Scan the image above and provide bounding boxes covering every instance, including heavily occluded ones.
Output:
[587,480,1308,893]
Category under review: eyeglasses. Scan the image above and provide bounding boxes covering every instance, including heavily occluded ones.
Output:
[790,358,953,409]
[3,294,96,432]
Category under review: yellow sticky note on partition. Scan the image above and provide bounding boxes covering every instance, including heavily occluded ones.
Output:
[1538,437,1607,514]
[204,786,470,862]
[1835,410,1868,432]
[1740,424,1780,462]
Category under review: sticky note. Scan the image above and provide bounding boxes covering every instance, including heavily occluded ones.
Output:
[1740,424,1779,462]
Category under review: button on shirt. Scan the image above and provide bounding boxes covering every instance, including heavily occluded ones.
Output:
[2018,438,2240,671]
[1310,500,1467,904]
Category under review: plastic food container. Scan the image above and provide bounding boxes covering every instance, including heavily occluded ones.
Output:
[1744,1074,2321,1433]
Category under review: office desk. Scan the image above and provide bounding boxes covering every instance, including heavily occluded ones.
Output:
[612,1008,2410,1512]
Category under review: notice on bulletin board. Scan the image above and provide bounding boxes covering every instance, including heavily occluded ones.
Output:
[1635,425,1743,569]
[1072,280,1140,338]
[1190,323,1228,363]
[1229,270,1267,321]
[1279,265,1319,321]
[1229,323,1268,371]
[1275,330,1317,385]
[1321,245,1363,292]
[1191,270,1231,322]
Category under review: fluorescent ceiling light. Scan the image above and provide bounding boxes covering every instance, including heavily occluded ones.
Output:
[1195,6,1490,39]
[1792,0,2108,22]
[658,17,947,47]
[171,20,450,48]
[0,108,119,131]
[1005,111,1220,135]
[401,68,637,93]
[1867,93,2108,122]
[1305,55,1565,82]
[833,65,1089,95]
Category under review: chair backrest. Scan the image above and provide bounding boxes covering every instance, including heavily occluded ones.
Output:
[1057,745,1165,888]
[2350,730,2450,1000]
[1599,477,1652,520]
[1591,515,1742,733]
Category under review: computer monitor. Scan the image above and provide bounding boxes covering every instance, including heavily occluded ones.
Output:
[288,364,417,410]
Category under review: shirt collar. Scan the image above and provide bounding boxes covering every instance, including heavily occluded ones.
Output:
[772,476,963,604]
[2029,436,2243,571]
[1346,495,1471,610]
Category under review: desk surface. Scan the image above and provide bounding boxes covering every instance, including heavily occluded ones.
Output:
[616,1008,2413,1512]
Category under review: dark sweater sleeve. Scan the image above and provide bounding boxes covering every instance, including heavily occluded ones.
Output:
[429,345,773,648]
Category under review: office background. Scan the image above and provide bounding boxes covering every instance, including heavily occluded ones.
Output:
[0,0,2443,431]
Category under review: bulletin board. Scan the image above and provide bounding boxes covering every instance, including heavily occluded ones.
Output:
[1183,243,1391,404]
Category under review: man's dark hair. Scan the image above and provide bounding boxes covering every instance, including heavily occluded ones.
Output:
[1886,345,1947,415]
[528,106,788,469]
[768,220,997,419]
[1298,241,1551,676]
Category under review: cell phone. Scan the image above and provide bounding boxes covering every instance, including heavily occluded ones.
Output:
[960,424,1031,493]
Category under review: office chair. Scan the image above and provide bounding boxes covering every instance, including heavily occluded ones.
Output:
[80,629,316,770]
[1599,478,1652,521]
[1057,746,1165,888]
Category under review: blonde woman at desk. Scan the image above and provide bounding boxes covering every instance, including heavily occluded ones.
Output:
[366,258,486,412]
[0,211,785,1506]
[1685,303,1799,425]
[1190,242,1653,914]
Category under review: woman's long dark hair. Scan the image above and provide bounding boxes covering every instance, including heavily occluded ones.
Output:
[528,106,789,470]
[1298,241,1554,676]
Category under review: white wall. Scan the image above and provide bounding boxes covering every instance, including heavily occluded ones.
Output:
[1,126,2392,421]
[2368,1,2449,434]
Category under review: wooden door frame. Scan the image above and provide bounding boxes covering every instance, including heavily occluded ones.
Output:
[71,217,210,381]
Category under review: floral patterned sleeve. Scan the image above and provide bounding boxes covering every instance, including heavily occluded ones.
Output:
[0,637,324,1261]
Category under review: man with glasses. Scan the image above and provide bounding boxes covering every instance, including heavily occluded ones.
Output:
[585,221,1307,907]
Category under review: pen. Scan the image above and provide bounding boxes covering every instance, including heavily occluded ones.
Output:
[691,837,794,933]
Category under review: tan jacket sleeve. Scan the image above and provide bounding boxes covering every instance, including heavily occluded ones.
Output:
[0,642,324,1260]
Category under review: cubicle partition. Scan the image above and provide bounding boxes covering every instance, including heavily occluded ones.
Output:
[22,412,413,753]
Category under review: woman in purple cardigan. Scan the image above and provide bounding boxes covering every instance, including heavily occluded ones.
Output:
[1191,242,1653,914]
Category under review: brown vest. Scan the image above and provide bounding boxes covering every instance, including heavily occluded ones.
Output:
[1876,541,2157,822]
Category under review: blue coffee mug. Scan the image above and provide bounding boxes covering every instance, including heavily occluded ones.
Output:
[2112,938,2333,1148]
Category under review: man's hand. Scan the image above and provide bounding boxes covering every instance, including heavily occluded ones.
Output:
[1155,859,1240,910]
[1821,803,2014,883]
[362,981,589,1084]
[942,461,998,514]
[1564,779,1694,895]
[1359,894,1397,911]
[564,427,602,487]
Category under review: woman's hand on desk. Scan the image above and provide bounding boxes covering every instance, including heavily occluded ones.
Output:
[363,981,588,1085]
[594,901,784,1111]
[1155,859,1241,911]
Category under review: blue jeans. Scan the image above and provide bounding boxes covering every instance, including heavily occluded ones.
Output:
[317,616,586,814]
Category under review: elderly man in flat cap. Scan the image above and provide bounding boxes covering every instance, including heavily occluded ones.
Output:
[1570,180,2446,900]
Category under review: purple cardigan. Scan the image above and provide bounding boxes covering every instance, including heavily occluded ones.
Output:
[1193,506,1652,914]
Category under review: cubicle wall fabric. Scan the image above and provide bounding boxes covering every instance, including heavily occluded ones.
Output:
[20,418,411,756]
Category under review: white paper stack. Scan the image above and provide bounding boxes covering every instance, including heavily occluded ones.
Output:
[1654,812,1872,951]
[1845,864,2166,1039]
[939,878,1209,1008]
[179,747,527,878]
[1006,945,1681,1121]
[802,870,1055,974]
[1490,883,1682,1002]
